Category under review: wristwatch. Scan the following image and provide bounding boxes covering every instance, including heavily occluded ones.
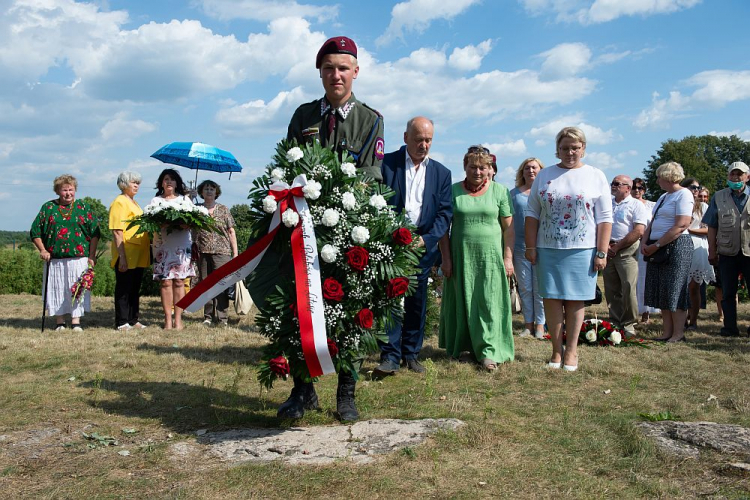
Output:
[654,241,661,248]
[595,251,606,259]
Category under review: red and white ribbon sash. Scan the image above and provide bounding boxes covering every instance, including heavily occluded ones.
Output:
[176,175,335,377]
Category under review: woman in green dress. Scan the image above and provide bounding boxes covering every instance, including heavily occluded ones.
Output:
[438,147,515,371]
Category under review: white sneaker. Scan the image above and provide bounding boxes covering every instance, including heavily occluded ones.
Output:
[117,324,132,331]
[72,325,83,332]
[519,328,532,338]
[131,322,147,330]
[54,324,66,332]
[534,329,546,339]
[202,319,212,327]
[623,325,636,338]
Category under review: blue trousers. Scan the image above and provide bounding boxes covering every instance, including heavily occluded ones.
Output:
[379,265,431,363]
[718,253,750,335]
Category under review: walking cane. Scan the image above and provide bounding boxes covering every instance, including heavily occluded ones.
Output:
[41,259,50,332]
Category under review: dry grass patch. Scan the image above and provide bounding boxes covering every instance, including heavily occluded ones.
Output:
[0,293,749,498]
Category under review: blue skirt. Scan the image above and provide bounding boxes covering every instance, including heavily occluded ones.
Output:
[537,248,597,301]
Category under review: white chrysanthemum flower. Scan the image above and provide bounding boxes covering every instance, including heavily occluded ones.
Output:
[351,226,370,244]
[286,147,303,162]
[270,168,286,181]
[610,331,622,345]
[320,244,339,263]
[369,194,387,210]
[585,330,598,343]
[342,192,357,210]
[302,180,322,200]
[282,209,300,228]
[262,195,278,213]
[196,205,209,216]
[322,208,340,227]
[340,162,356,177]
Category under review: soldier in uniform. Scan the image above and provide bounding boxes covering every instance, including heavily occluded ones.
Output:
[276,36,384,423]
[287,36,384,181]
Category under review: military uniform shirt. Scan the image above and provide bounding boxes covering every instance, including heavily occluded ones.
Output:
[287,93,384,181]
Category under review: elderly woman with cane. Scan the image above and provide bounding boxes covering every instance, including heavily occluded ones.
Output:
[31,174,101,331]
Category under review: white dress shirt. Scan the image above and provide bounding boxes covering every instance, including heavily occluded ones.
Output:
[404,150,428,226]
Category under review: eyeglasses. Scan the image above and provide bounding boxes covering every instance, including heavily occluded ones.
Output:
[467,145,490,154]
[611,182,630,188]
[632,186,645,191]
[688,185,701,191]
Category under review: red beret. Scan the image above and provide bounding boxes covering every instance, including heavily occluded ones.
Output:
[316,36,357,69]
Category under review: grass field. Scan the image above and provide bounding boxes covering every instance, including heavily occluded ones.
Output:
[1,292,749,499]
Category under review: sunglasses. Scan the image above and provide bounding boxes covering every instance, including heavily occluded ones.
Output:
[611,181,630,188]
[688,185,701,191]
[632,186,645,191]
[467,145,490,154]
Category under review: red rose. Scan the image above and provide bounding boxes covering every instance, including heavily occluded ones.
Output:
[323,278,344,302]
[346,246,369,272]
[392,228,413,245]
[269,356,290,378]
[327,338,339,357]
[355,308,374,329]
[387,277,410,298]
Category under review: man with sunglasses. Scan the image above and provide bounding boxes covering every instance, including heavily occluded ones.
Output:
[603,175,649,337]
[703,161,750,337]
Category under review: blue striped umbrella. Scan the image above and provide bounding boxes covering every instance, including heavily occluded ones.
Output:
[151,142,243,184]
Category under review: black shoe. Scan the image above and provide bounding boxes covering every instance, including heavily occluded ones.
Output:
[373,359,399,378]
[404,359,426,373]
[720,327,740,337]
[336,371,359,422]
[277,376,319,419]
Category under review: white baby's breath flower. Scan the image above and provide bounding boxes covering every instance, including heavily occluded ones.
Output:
[340,162,356,177]
[282,209,300,228]
[270,168,286,181]
[322,208,340,227]
[342,192,357,210]
[610,331,622,345]
[302,180,322,200]
[320,244,339,263]
[585,330,598,343]
[369,194,387,210]
[262,195,277,213]
[351,226,370,244]
[286,147,303,162]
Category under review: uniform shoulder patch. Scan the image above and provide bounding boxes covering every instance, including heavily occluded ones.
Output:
[375,137,385,160]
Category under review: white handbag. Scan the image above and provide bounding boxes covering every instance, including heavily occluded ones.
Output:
[234,280,253,315]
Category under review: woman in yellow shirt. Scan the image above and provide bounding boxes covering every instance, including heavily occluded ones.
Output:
[109,171,151,330]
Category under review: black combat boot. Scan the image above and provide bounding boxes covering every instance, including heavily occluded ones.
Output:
[336,371,359,422]
[277,376,319,419]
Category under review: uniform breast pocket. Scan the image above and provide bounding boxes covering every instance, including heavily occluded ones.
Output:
[345,140,363,159]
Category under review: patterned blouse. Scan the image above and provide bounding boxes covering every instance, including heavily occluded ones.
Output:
[195,203,235,255]
[30,199,101,259]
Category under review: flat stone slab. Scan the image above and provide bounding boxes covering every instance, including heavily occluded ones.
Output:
[637,421,750,459]
[173,418,464,466]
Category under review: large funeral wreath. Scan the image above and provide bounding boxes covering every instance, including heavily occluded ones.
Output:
[246,140,424,388]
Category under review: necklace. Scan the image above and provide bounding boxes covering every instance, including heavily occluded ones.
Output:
[58,200,74,220]
[463,178,488,194]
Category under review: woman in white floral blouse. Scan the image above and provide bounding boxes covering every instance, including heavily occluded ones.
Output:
[525,127,613,372]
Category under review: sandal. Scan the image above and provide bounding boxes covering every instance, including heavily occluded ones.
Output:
[481,358,498,372]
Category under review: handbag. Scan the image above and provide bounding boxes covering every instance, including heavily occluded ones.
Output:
[585,284,603,306]
[642,196,672,265]
[509,275,522,314]
[234,280,253,315]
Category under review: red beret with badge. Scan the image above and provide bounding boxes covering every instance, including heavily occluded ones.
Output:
[316,36,358,69]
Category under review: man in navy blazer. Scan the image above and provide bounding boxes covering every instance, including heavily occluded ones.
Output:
[374,116,453,376]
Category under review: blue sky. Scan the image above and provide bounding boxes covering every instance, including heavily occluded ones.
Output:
[3,0,750,231]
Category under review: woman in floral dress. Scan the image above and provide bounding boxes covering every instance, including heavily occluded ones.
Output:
[525,127,612,371]
[30,174,101,331]
[151,168,195,330]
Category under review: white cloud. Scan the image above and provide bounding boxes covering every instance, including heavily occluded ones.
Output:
[584,151,622,170]
[100,113,157,142]
[197,0,337,22]
[448,40,492,72]
[709,130,750,142]
[376,0,481,46]
[634,70,750,129]
[529,115,621,145]
[519,0,701,24]
[216,87,308,134]
[484,139,528,157]
[539,43,592,80]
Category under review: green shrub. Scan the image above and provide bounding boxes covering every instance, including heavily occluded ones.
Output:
[0,248,44,294]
